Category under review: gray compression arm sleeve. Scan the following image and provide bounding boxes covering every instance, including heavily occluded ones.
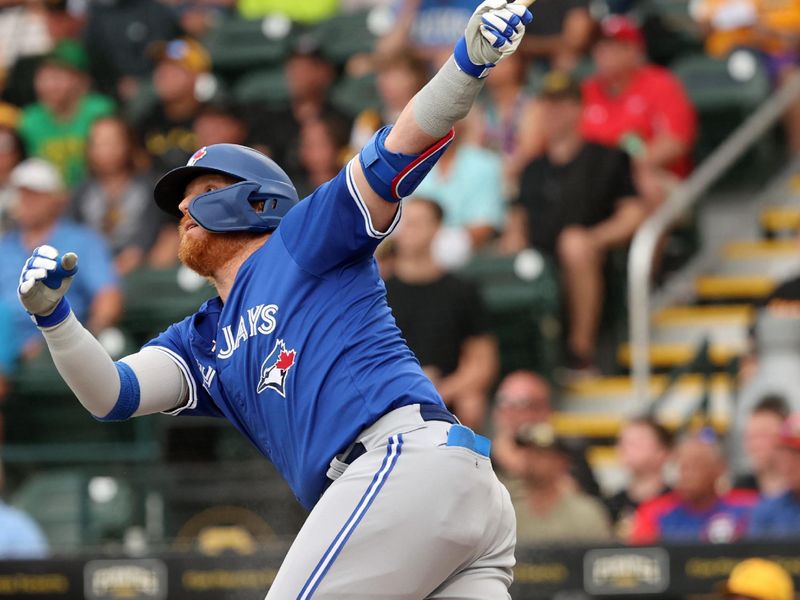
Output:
[411,56,484,139]
[41,313,187,418]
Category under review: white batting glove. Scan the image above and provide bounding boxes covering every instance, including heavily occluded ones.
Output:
[18,245,78,327]
[454,0,533,79]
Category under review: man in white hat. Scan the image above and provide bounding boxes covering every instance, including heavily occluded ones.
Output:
[0,158,121,363]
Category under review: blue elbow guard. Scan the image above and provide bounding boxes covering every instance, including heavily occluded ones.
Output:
[95,362,141,422]
[359,125,455,202]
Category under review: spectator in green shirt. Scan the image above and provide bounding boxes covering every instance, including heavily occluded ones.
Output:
[18,40,115,189]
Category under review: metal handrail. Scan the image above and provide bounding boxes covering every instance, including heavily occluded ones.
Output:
[627,72,800,403]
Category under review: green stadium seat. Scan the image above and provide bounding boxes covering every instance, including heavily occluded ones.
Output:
[232,66,290,106]
[330,74,379,118]
[458,252,562,379]
[315,11,375,65]
[203,15,292,77]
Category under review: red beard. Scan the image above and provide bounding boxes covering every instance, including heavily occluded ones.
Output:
[178,215,264,277]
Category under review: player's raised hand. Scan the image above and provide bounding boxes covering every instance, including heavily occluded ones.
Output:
[454,0,533,79]
[18,245,78,321]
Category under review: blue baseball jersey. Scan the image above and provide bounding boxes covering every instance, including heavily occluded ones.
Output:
[748,491,800,539]
[144,160,446,510]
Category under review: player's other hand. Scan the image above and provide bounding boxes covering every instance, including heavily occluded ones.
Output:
[455,0,533,78]
[18,245,78,317]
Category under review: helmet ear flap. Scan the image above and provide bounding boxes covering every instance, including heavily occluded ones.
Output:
[189,181,265,233]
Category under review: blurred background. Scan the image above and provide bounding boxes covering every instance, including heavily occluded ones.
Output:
[1,0,800,598]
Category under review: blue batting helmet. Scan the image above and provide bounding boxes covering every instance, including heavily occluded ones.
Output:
[153,144,299,233]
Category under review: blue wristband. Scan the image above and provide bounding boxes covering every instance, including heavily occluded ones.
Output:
[33,297,71,328]
[453,36,494,79]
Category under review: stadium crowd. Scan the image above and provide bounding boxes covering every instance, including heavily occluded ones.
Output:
[1,0,800,569]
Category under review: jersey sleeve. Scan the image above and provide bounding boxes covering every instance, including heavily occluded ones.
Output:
[278,159,401,277]
[142,318,223,418]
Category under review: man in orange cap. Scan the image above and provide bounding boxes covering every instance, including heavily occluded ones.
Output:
[749,413,800,538]
[719,558,794,600]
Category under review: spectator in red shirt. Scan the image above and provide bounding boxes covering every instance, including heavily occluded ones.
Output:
[630,430,757,544]
[581,16,697,206]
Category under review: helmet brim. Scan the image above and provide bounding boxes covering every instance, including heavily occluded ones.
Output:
[153,165,244,218]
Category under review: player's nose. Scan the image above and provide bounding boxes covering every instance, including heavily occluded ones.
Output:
[177,195,192,215]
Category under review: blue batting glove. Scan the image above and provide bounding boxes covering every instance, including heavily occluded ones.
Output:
[18,245,78,327]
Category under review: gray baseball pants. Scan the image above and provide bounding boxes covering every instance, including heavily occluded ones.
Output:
[265,405,517,599]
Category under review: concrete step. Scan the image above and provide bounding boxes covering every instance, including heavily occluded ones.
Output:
[761,206,800,236]
[695,275,776,302]
[554,374,733,438]
[651,305,753,347]
[717,240,800,278]
[617,342,742,369]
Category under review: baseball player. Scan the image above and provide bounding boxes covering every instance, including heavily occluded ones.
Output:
[17,2,532,597]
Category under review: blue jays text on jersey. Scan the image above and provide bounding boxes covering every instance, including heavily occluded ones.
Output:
[143,160,446,510]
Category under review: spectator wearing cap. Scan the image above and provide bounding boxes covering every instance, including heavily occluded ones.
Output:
[0,158,121,363]
[607,417,672,537]
[631,431,757,544]
[734,395,789,496]
[0,127,25,235]
[135,38,210,174]
[512,422,613,545]
[501,71,645,373]
[492,370,600,497]
[581,16,697,204]
[70,116,163,276]
[250,33,352,184]
[17,39,116,188]
[385,198,499,430]
[748,414,800,538]
[719,558,794,600]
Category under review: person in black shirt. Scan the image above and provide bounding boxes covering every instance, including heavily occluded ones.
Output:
[248,33,352,184]
[135,38,208,174]
[501,71,645,371]
[607,417,672,538]
[385,198,499,430]
[520,0,593,71]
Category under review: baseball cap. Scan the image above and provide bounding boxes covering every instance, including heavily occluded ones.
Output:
[43,39,89,73]
[718,558,794,600]
[599,15,645,48]
[150,38,211,74]
[780,413,800,450]
[10,158,64,193]
[540,71,582,101]
[514,423,569,454]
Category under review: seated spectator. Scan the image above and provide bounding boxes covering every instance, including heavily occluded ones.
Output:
[0,301,14,400]
[581,16,697,204]
[297,115,352,196]
[136,38,209,174]
[193,99,249,148]
[734,395,789,496]
[413,120,505,249]
[0,461,48,559]
[84,0,182,101]
[17,40,115,188]
[251,34,352,183]
[0,159,122,362]
[631,431,757,544]
[607,417,672,537]
[501,72,645,373]
[385,198,498,429]
[749,414,800,538]
[70,116,162,276]
[719,558,794,600]
[519,0,593,72]
[350,50,428,150]
[512,423,613,545]
[492,370,600,497]
[471,52,540,190]
[0,126,25,234]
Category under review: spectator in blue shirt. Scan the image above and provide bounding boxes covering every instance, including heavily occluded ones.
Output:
[749,413,800,539]
[0,158,122,362]
[0,464,48,559]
